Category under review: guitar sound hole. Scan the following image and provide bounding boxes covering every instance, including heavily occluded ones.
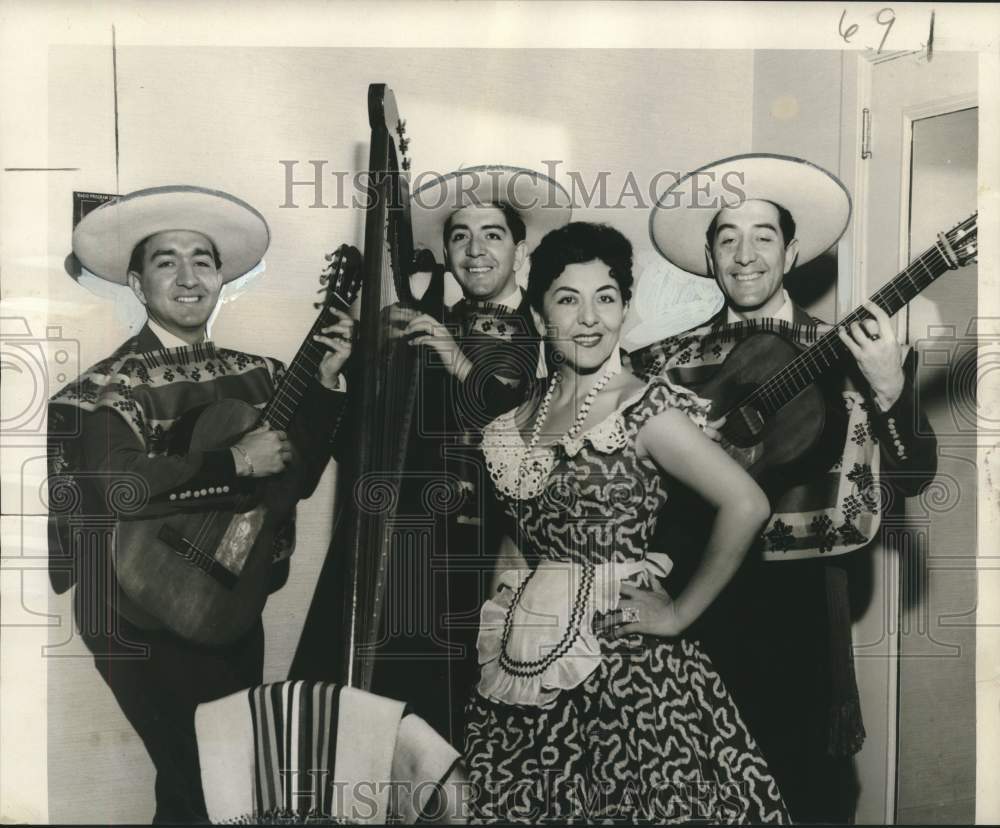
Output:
[722,405,765,448]
[156,525,238,589]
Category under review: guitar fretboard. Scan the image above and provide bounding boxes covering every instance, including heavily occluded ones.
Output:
[261,255,355,432]
[742,215,976,417]
[261,314,334,431]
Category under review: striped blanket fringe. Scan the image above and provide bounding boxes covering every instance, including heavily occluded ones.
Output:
[196,681,463,825]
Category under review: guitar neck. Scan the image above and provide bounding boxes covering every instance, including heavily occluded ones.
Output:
[746,236,956,417]
[261,303,341,431]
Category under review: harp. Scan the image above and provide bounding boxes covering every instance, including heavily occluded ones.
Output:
[290,84,437,693]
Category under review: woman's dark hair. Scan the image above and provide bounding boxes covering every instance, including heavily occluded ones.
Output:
[526,221,633,313]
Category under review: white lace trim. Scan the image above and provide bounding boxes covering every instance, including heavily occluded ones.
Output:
[482,378,707,501]
[482,408,628,500]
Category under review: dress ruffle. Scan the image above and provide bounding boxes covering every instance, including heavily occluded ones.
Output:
[476,553,673,707]
[481,376,711,501]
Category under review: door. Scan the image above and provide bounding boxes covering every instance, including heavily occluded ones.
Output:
[838,50,978,823]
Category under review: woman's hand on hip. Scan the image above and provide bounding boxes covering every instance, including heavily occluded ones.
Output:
[610,582,688,640]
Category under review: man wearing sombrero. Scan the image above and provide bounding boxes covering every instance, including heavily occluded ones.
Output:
[374,165,571,745]
[397,164,572,397]
[633,154,937,822]
[47,185,354,822]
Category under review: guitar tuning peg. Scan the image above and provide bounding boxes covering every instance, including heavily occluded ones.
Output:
[402,157,411,172]
[399,137,410,154]
[397,119,406,136]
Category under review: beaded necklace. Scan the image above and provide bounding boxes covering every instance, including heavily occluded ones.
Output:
[515,355,622,498]
[498,354,623,676]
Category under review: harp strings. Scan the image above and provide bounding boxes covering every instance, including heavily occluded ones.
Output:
[356,174,407,682]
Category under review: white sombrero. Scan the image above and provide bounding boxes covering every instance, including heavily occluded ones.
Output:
[649,154,851,276]
[411,165,572,255]
[72,185,270,284]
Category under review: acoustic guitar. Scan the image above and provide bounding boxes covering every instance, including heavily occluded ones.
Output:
[696,213,978,478]
[113,245,363,646]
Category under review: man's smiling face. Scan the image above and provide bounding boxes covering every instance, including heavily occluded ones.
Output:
[707,199,799,320]
[127,229,224,342]
[444,205,526,302]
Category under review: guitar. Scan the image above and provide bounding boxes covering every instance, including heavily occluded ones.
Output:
[112,244,363,646]
[694,214,978,478]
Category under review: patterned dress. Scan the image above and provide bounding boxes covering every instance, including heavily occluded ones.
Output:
[466,377,789,824]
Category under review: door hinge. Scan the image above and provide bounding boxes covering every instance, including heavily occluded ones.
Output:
[861,108,872,160]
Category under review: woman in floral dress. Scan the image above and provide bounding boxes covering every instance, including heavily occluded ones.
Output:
[466,222,789,823]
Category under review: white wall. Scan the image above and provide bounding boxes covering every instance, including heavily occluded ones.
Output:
[36,44,755,823]
[751,49,845,323]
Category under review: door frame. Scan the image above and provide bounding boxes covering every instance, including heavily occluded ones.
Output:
[837,49,982,824]
[838,52,901,825]
[897,93,978,344]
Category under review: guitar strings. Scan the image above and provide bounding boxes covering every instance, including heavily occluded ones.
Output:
[184,296,336,557]
[742,220,974,416]
[177,256,350,586]
[746,243,941,411]
[751,222,974,413]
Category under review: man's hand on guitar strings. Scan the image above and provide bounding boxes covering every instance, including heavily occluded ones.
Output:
[232,423,294,478]
[837,300,906,411]
[313,309,355,390]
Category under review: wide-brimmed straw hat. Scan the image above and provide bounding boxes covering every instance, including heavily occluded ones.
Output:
[411,165,572,255]
[649,153,851,276]
[72,185,270,284]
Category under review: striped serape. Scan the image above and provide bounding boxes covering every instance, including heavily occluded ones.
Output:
[195,681,465,824]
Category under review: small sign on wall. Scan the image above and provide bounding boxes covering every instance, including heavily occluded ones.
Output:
[72,191,116,228]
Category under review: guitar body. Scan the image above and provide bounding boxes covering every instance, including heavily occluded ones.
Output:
[113,398,303,647]
[696,332,846,481]
[105,244,361,646]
